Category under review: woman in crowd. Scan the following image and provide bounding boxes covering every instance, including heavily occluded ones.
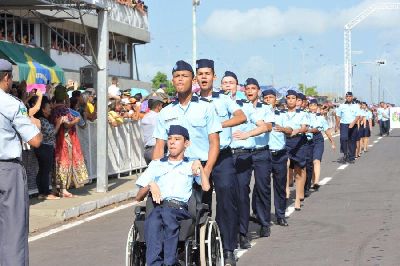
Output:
[51,85,89,198]
[360,102,373,153]
[34,98,65,200]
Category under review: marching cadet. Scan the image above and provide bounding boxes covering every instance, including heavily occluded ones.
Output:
[262,89,293,226]
[360,102,372,153]
[196,59,246,264]
[0,59,43,266]
[224,74,273,249]
[335,92,361,164]
[233,78,274,238]
[284,90,309,211]
[306,99,335,191]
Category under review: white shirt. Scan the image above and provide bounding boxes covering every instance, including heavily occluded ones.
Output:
[141,110,159,146]
[108,84,121,97]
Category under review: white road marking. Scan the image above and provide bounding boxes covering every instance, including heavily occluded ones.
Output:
[374,140,378,143]
[236,242,256,258]
[378,137,382,140]
[338,164,348,170]
[319,177,332,186]
[29,202,136,243]
[368,145,373,147]
[285,206,295,217]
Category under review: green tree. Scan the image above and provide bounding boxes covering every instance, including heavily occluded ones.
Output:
[151,72,176,96]
[298,83,318,96]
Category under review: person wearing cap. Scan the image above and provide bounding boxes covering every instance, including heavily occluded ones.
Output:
[306,99,335,192]
[220,70,239,99]
[335,92,361,163]
[135,125,210,266]
[0,59,43,265]
[283,89,309,210]
[233,78,275,238]
[196,59,245,259]
[262,89,293,226]
[141,95,165,164]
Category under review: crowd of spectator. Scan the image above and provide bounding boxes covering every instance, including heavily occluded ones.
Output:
[116,0,148,16]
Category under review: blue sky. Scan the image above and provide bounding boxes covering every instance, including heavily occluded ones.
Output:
[136,0,400,104]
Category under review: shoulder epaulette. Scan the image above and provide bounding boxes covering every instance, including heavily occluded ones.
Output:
[160,156,168,162]
[236,100,244,106]
[296,109,301,113]
[212,91,220,98]
[316,113,321,116]
[200,97,212,103]
[191,95,199,102]
[274,110,281,115]
[256,102,262,108]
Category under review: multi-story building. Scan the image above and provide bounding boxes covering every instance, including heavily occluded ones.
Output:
[0,0,151,90]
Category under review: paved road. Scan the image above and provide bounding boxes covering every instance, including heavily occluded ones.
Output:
[29,129,400,266]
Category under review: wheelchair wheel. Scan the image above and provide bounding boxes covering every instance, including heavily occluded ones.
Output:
[125,224,146,266]
[199,219,224,266]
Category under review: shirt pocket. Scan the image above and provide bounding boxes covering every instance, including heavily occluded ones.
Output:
[190,118,206,128]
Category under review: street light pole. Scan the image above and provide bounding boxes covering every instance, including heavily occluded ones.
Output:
[192,0,200,68]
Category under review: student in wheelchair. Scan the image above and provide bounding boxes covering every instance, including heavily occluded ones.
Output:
[135,125,211,266]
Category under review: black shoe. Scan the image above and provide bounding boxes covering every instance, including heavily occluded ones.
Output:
[259,226,271,237]
[312,184,320,191]
[304,190,311,198]
[295,207,301,211]
[348,159,355,164]
[239,234,252,249]
[276,218,289,226]
[223,251,236,266]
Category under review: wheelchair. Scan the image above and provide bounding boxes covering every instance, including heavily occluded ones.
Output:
[126,184,224,266]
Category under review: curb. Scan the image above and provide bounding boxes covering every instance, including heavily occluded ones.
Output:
[61,187,138,220]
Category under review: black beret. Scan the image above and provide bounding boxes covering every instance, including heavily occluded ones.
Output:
[172,60,194,75]
[262,89,276,97]
[346,91,353,96]
[222,71,238,84]
[286,89,298,97]
[168,125,190,140]
[196,59,214,71]
[309,99,318,105]
[297,93,306,100]
[245,78,260,88]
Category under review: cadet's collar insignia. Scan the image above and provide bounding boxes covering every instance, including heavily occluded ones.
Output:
[236,99,244,106]
[183,157,189,162]
[191,95,199,102]
[160,156,168,162]
[274,110,281,115]
[256,102,262,108]
[242,99,250,103]
[316,113,321,116]
[223,90,230,95]
[212,91,220,98]
[280,109,287,113]
[200,97,212,103]
[296,109,301,113]
[172,98,179,105]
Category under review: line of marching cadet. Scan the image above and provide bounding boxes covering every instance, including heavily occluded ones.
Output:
[134,59,373,266]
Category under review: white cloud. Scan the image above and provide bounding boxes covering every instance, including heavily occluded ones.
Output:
[201,0,400,41]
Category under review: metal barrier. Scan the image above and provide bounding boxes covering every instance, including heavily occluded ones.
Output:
[26,120,147,192]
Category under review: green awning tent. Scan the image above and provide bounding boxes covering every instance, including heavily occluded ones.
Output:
[0,41,65,85]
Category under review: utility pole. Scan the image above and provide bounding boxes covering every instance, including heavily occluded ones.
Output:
[370,76,373,104]
[192,0,200,68]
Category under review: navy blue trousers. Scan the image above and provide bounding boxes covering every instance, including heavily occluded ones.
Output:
[144,206,190,266]
[379,120,389,135]
[269,151,288,219]
[304,140,314,192]
[340,123,357,161]
[202,150,239,252]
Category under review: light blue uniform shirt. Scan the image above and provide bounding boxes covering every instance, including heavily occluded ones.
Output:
[283,109,309,130]
[0,89,40,160]
[201,91,241,149]
[268,109,288,151]
[336,103,361,124]
[135,157,200,203]
[230,100,261,149]
[377,108,389,121]
[308,113,330,132]
[153,95,222,161]
[365,110,373,120]
[248,102,274,148]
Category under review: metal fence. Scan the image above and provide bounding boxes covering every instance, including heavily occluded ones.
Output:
[25,120,147,193]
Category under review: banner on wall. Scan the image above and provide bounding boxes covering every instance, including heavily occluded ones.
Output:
[389,107,400,128]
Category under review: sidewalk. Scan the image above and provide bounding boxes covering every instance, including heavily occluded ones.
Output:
[29,175,139,234]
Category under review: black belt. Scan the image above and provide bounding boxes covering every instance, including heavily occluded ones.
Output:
[144,145,154,149]
[287,134,305,139]
[231,148,252,155]
[252,145,269,152]
[161,199,188,210]
[220,147,232,154]
[270,149,287,157]
[0,158,21,164]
